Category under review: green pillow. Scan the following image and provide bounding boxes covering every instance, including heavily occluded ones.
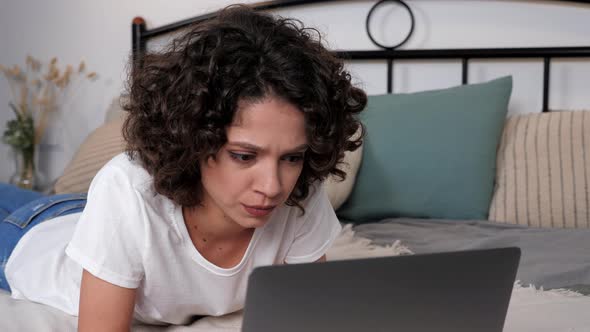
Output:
[337,76,512,222]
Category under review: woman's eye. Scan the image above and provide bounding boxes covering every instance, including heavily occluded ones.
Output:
[229,152,255,162]
[284,154,304,163]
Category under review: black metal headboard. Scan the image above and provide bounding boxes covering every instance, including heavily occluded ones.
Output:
[131,0,590,112]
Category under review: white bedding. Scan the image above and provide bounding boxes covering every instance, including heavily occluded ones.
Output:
[1,224,589,332]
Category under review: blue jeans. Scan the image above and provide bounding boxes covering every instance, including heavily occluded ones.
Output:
[0,183,87,292]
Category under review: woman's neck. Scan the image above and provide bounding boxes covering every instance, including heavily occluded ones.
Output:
[182,203,251,243]
[182,203,255,268]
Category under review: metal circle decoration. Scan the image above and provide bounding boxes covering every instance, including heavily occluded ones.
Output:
[365,0,415,50]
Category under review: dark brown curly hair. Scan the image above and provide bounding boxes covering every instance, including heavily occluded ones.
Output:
[122,5,367,210]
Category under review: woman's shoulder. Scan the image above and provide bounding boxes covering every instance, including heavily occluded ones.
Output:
[274,182,329,223]
[83,153,175,227]
[299,181,327,210]
[103,152,148,174]
[91,152,153,194]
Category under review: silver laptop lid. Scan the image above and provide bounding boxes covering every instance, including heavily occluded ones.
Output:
[243,247,520,332]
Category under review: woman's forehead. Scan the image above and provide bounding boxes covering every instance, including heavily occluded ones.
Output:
[231,96,304,128]
[227,97,307,149]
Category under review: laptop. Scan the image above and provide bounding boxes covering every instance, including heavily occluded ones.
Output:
[242,247,520,332]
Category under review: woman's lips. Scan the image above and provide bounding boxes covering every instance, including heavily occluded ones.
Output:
[243,204,275,217]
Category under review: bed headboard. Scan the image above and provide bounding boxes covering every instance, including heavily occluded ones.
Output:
[130,0,590,112]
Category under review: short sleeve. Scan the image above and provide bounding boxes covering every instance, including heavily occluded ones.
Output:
[65,163,145,289]
[284,184,342,264]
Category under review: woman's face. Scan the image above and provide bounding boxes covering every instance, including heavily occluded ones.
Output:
[199,96,307,229]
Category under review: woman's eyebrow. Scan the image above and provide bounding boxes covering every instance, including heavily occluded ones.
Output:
[228,141,308,153]
[285,144,309,153]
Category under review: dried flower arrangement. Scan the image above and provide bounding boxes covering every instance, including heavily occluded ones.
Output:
[0,55,97,189]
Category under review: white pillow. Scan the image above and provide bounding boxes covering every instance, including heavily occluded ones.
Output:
[323,136,363,210]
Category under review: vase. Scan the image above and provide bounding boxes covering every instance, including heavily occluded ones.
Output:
[9,145,42,191]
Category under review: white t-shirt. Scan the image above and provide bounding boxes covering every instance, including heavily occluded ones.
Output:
[6,153,342,325]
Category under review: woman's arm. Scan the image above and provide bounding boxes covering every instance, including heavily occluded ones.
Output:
[78,269,137,332]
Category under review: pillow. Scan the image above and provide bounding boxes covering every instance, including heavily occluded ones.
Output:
[337,76,512,222]
[323,129,363,210]
[488,110,590,228]
[104,95,127,123]
[54,119,126,194]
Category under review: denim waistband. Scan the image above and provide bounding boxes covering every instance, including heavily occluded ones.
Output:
[3,193,87,229]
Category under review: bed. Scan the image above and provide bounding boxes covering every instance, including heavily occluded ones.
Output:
[2,0,590,331]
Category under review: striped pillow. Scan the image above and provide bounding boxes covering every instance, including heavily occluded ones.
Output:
[54,119,126,194]
[489,111,590,228]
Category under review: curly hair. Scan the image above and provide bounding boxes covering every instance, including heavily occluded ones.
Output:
[122,5,367,210]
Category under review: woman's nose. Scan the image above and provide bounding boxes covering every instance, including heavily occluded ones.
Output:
[254,162,282,198]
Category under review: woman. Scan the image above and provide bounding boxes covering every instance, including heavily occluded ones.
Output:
[0,5,366,330]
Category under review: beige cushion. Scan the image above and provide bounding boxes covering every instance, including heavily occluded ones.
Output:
[323,130,363,210]
[323,148,363,210]
[489,110,590,228]
[104,95,128,123]
[54,119,126,194]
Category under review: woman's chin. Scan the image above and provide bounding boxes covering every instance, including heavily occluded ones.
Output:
[239,216,270,229]
[233,211,273,229]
